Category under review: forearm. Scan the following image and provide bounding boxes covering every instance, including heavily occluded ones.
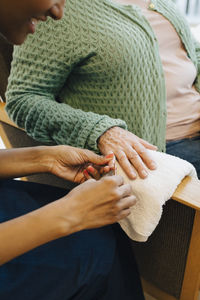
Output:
[0,146,50,179]
[6,40,126,151]
[6,94,126,152]
[0,201,70,265]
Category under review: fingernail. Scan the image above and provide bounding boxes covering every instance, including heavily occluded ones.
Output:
[131,172,136,179]
[87,166,95,173]
[105,153,114,159]
[83,170,89,176]
[150,162,157,169]
[142,170,148,178]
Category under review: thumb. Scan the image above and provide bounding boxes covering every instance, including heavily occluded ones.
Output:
[88,151,115,166]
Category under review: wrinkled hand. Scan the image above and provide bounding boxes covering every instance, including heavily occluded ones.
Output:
[58,175,137,232]
[98,127,157,179]
[47,145,114,183]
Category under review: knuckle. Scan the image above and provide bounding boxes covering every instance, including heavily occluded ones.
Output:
[137,148,147,156]
[126,184,133,194]
[110,202,120,215]
[103,176,115,186]
[109,208,117,218]
[127,151,139,161]
[114,203,121,213]
[83,149,92,156]
[110,190,120,200]
[117,152,127,162]
[116,175,124,185]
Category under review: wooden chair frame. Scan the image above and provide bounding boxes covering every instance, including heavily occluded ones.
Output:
[0,102,200,299]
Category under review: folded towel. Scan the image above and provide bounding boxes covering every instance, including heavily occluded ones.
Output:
[116,150,197,242]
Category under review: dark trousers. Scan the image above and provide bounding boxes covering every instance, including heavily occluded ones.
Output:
[0,179,144,300]
[166,135,200,179]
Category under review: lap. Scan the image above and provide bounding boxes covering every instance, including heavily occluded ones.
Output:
[166,136,200,178]
[0,179,115,299]
[0,179,144,300]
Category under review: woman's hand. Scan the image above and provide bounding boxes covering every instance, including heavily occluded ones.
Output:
[54,175,137,233]
[98,127,157,179]
[47,145,115,183]
[0,146,114,182]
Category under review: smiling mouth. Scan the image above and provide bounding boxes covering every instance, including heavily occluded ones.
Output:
[32,15,47,22]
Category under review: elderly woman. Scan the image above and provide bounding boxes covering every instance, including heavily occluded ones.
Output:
[5,0,200,180]
[0,1,144,299]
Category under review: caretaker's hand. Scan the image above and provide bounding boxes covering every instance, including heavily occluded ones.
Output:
[48,145,115,183]
[55,175,136,233]
[0,174,136,265]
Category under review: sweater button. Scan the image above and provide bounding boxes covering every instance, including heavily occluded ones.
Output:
[149,3,155,9]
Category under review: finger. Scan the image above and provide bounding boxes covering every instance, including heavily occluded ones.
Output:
[99,165,112,176]
[86,165,101,180]
[83,169,93,180]
[115,150,137,179]
[131,144,157,171]
[85,150,115,166]
[118,183,133,198]
[126,147,149,179]
[79,176,87,184]
[102,175,124,187]
[100,149,116,170]
[116,208,131,221]
[117,195,137,211]
[139,138,158,150]
[103,165,110,173]
[106,152,115,170]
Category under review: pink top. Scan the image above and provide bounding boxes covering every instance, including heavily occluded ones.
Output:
[115,0,200,140]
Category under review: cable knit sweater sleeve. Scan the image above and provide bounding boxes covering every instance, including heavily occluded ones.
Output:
[5,18,127,152]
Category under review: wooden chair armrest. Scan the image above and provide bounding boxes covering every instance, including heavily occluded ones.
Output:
[0,101,22,129]
[172,176,200,210]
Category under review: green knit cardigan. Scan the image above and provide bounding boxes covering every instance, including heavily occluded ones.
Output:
[5,0,200,152]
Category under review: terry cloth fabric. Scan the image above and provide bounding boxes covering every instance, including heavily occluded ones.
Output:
[117,150,197,242]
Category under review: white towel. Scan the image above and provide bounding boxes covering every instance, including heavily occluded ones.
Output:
[116,150,197,242]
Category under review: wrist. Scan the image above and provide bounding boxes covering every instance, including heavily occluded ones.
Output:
[0,146,54,179]
[97,126,118,148]
[29,201,68,241]
[27,146,53,174]
[33,145,60,174]
[38,196,81,238]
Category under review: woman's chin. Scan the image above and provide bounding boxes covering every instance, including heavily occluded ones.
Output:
[7,30,28,45]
